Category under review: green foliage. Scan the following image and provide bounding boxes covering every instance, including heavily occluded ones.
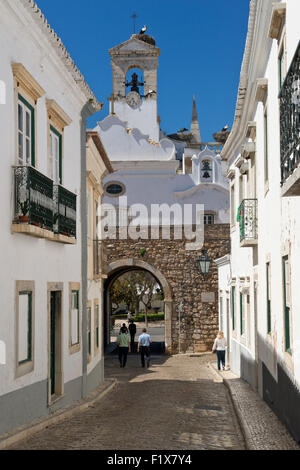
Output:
[139,248,146,257]
[132,313,165,322]
[19,199,29,216]
[110,271,164,315]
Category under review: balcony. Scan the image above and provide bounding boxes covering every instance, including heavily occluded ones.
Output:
[280,41,300,196]
[12,166,76,244]
[238,199,258,247]
[53,185,77,238]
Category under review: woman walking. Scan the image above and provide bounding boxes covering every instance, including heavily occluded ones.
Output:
[212,331,227,371]
[116,325,131,368]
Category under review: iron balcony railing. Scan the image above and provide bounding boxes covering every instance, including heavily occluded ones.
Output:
[14,165,54,230]
[53,184,77,238]
[237,199,258,244]
[280,41,300,185]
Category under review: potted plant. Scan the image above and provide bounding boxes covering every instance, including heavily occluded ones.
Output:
[53,212,59,232]
[19,200,29,223]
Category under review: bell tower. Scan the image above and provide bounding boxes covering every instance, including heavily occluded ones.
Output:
[109,33,160,142]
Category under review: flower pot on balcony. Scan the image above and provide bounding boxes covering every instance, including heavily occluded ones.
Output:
[19,215,29,223]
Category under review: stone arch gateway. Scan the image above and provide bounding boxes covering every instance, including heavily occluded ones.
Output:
[103,224,230,354]
[104,258,173,353]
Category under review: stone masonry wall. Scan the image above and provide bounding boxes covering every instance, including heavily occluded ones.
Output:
[104,224,230,354]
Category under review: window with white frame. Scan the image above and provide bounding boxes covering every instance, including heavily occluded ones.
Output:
[278,46,285,90]
[278,18,287,91]
[247,294,251,347]
[240,292,245,336]
[18,95,34,166]
[50,126,62,184]
[283,256,292,354]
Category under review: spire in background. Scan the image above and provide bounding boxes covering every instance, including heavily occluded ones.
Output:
[190,96,201,143]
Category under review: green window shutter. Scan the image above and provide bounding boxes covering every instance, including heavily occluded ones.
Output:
[283,257,291,353]
[28,292,32,361]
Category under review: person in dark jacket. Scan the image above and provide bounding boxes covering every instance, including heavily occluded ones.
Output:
[128,320,137,352]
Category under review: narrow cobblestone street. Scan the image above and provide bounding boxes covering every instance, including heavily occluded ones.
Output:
[10,354,245,450]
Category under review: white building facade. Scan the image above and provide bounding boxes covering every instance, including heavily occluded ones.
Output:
[0,0,102,436]
[218,0,300,442]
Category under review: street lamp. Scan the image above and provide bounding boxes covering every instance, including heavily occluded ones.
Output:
[198,249,211,276]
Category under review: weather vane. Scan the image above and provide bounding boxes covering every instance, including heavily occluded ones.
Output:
[131,13,138,34]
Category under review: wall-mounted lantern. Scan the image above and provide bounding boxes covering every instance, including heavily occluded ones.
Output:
[198,249,211,276]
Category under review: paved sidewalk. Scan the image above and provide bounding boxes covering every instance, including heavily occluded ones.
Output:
[0,379,116,450]
[209,361,299,450]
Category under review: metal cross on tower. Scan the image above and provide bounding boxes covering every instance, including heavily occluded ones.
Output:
[131,13,138,34]
[107,93,116,115]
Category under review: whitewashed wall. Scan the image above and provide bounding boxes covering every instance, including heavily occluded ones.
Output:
[0,0,87,397]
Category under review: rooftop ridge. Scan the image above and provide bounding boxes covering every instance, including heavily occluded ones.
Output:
[20,0,102,111]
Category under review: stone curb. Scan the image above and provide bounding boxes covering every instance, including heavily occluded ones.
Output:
[0,378,117,450]
[208,362,253,450]
[222,378,255,450]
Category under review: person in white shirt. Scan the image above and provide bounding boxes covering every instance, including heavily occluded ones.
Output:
[212,331,227,371]
[137,328,152,368]
[127,311,132,323]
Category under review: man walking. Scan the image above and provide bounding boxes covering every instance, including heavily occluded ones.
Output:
[137,328,152,368]
[116,325,131,368]
[128,320,137,352]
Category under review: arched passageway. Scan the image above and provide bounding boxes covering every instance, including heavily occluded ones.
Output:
[104,258,173,354]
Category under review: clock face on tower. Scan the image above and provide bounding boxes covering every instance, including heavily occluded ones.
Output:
[126,91,141,108]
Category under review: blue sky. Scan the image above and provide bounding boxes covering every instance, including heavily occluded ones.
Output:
[37,0,250,141]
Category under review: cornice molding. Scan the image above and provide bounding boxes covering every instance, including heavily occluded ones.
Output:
[221,0,273,164]
[15,0,102,111]
[226,168,236,180]
[241,141,256,160]
[246,121,256,140]
[12,63,45,102]
[268,2,286,40]
[214,254,230,267]
[46,99,72,128]
[255,78,268,102]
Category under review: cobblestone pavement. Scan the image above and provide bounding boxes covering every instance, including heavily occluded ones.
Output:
[210,362,300,450]
[10,354,245,450]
